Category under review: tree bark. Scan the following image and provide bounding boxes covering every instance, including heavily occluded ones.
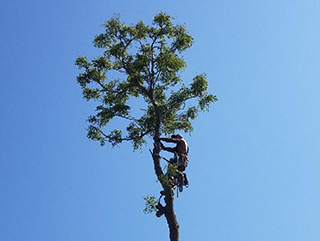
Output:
[163,186,180,241]
[152,107,180,241]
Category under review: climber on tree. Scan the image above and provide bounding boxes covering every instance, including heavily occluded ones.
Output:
[154,134,190,217]
[155,134,189,187]
[157,134,189,170]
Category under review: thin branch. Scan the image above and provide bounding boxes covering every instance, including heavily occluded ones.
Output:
[117,114,139,121]
[98,128,132,141]
[163,94,198,116]
[97,126,153,142]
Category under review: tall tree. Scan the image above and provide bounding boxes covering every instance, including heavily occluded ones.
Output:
[75,12,217,241]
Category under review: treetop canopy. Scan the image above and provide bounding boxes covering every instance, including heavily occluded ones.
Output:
[75,12,217,149]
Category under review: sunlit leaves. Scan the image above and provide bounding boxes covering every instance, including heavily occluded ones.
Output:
[155,48,185,85]
[75,56,90,69]
[143,195,158,214]
[190,74,208,96]
[199,94,217,111]
[83,88,100,101]
[153,12,173,28]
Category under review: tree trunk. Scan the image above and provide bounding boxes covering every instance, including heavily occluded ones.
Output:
[152,108,180,241]
[164,186,180,241]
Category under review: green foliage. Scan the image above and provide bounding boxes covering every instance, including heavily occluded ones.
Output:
[75,12,217,149]
[157,164,180,188]
[143,195,158,214]
[166,163,179,177]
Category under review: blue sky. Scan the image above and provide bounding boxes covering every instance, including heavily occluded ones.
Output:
[1,0,320,240]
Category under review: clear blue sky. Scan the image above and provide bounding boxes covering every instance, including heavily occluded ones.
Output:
[1,0,320,240]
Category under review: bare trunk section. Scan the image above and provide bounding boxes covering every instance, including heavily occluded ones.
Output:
[164,187,180,241]
[151,107,180,241]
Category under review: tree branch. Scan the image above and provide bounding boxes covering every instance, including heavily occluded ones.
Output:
[97,126,153,142]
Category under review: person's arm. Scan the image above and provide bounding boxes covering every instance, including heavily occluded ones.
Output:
[159,137,182,144]
[160,142,176,153]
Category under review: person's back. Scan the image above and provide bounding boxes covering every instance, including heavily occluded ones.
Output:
[175,137,188,155]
